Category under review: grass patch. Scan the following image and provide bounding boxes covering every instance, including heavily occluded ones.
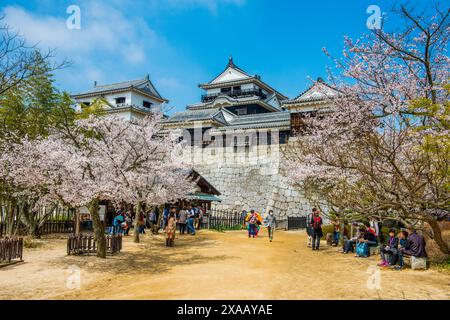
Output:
[23,237,44,249]
[210,225,243,233]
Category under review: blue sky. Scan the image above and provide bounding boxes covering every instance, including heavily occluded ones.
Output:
[0,0,429,113]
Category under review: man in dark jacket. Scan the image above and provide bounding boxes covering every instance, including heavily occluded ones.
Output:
[402,230,427,258]
[310,209,323,250]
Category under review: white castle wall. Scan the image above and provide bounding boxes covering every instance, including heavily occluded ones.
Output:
[183,142,312,219]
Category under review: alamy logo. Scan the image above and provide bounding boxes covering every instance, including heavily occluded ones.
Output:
[366,265,381,290]
[366,5,382,30]
[66,265,81,290]
[66,5,81,30]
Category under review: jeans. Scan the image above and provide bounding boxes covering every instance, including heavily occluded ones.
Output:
[312,229,322,249]
[381,247,399,265]
[333,231,340,244]
[187,218,195,234]
[179,223,186,234]
[398,250,404,267]
[268,226,274,241]
[248,224,257,237]
[344,239,357,253]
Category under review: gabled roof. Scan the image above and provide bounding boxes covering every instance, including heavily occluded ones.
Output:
[71,75,168,103]
[283,78,339,105]
[207,57,253,85]
[199,58,288,101]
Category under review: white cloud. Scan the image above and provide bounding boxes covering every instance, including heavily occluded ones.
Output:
[2,3,158,63]
[0,0,244,111]
[1,2,169,93]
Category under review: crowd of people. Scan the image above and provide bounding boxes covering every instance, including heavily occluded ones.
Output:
[110,204,206,247]
[305,208,428,271]
[109,205,428,270]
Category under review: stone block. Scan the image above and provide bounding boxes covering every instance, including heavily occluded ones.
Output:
[411,256,428,270]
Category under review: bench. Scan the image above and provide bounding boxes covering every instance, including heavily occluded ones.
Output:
[369,246,379,256]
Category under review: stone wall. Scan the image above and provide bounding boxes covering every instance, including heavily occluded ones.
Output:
[183,142,312,219]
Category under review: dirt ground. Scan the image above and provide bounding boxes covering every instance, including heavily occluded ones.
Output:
[0,229,449,300]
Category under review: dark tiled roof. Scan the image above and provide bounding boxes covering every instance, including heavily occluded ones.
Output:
[164,108,227,125]
[72,76,167,102]
[225,111,290,129]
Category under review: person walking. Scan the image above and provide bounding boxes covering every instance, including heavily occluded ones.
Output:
[332,214,341,246]
[165,210,177,247]
[247,210,258,238]
[310,209,323,250]
[124,211,132,236]
[149,209,157,234]
[306,208,315,247]
[266,210,276,242]
[187,206,196,235]
[178,207,187,235]
[113,211,124,235]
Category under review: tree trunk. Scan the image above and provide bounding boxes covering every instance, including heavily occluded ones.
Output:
[20,204,41,239]
[74,209,80,236]
[133,202,142,243]
[426,219,449,255]
[89,198,106,258]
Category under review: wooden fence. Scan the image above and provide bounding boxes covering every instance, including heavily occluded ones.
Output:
[0,238,23,264]
[206,209,243,230]
[67,234,122,255]
[0,220,74,238]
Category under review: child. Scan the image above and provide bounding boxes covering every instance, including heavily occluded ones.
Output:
[247,210,258,238]
[393,230,409,270]
[378,229,398,267]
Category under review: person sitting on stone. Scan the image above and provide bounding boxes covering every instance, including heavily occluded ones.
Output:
[400,229,427,258]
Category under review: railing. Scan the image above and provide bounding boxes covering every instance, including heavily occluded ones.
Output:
[206,209,244,230]
[287,216,307,230]
[67,234,122,255]
[0,237,23,264]
[201,89,267,102]
[40,221,74,235]
[0,220,74,238]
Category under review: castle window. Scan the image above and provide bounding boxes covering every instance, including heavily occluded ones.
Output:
[236,108,247,116]
[221,87,231,94]
[143,101,152,108]
[233,136,238,153]
[115,97,126,104]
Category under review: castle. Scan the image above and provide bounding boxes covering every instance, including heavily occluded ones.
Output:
[72,58,338,219]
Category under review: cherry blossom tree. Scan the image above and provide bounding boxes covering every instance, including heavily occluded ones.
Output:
[3,114,197,257]
[283,4,450,254]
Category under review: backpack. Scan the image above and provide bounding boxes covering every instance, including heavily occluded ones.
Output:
[356,242,369,257]
[313,216,322,229]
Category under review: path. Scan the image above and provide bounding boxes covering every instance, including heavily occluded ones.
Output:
[0,230,448,300]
